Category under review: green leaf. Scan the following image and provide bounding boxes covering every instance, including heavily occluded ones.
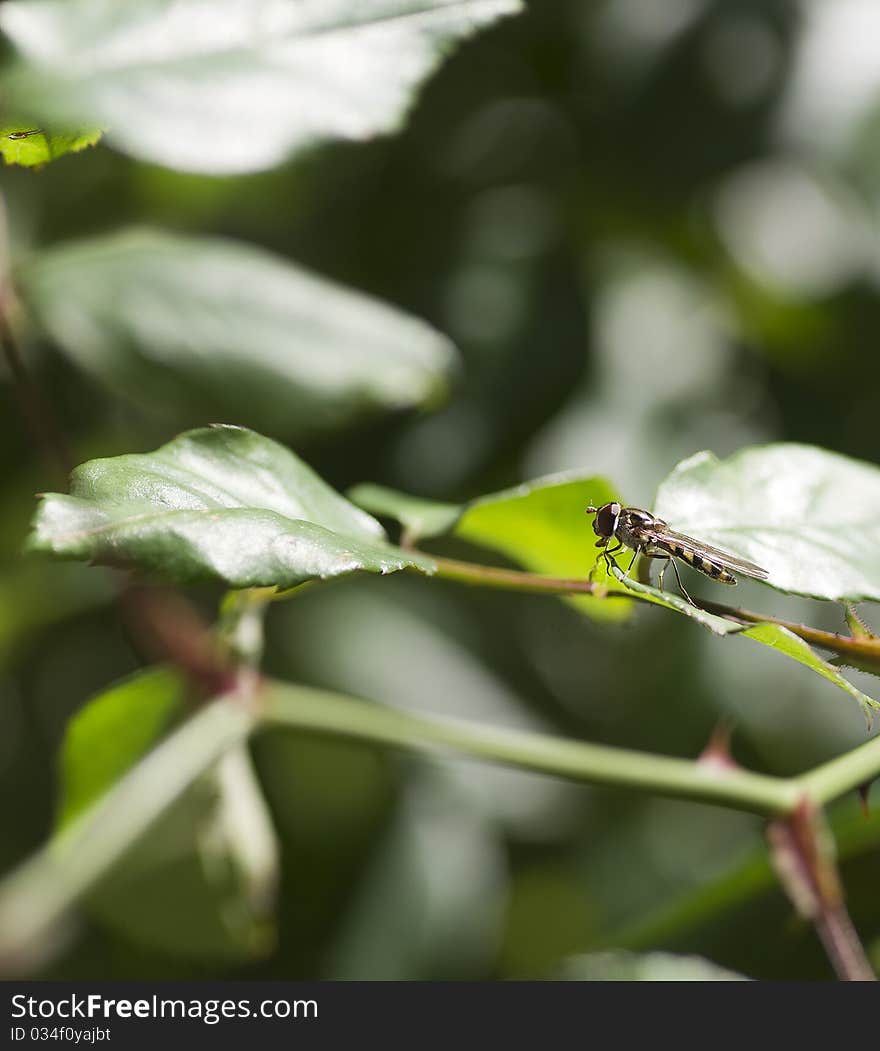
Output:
[560,951,748,981]
[347,484,462,540]
[0,124,102,167]
[18,229,457,435]
[84,747,278,961]
[29,425,436,588]
[55,671,279,961]
[0,0,523,174]
[351,473,629,621]
[611,568,878,716]
[455,476,629,621]
[350,474,876,714]
[654,445,880,603]
[608,565,742,636]
[57,666,187,828]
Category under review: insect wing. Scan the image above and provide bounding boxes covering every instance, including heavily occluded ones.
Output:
[650,526,769,579]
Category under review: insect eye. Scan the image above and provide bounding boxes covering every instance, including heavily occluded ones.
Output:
[594,502,619,538]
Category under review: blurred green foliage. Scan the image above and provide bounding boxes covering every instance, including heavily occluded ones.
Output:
[3,0,880,980]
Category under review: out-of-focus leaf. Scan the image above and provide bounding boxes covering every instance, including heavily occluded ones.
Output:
[56,666,187,827]
[0,124,102,167]
[18,229,458,434]
[654,445,880,603]
[350,474,629,622]
[347,484,461,541]
[612,569,878,717]
[55,670,279,961]
[28,425,436,588]
[88,754,278,961]
[560,950,748,981]
[0,0,524,174]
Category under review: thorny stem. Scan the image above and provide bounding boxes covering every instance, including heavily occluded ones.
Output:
[815,903,877,982]
[767,801,875,981]
[428,554,880,668]
[1,675,878,978]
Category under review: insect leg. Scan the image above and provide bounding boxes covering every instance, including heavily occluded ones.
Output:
[605,540,628,575]
[589,540,611,581]
[656,557,669,593]
[669,557,699,608]
[591,540,621,580]
[623,547,639,578]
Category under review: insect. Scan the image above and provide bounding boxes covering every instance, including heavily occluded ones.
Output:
[585,501,768,606]
[6,129,43,140]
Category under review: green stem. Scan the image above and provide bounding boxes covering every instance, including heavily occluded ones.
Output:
[0,698,254,977]
[261,680,801,816]
[4,675,880,978]
[429,555,880,668]
[429,554,630,598]
[798,731,880,806]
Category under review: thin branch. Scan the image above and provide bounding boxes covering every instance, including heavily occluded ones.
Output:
[121,584,238,699]
[797,731,880,807]
[263,680,801,816]
[696,599,880,665]
[428,554,880,668]
[766,801,875,982]
[814,903,876,982]
[4,675,880,977]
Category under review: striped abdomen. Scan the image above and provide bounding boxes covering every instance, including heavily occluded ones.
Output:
[668,544,736,584]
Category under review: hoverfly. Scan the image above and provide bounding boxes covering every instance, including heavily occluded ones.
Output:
[585,501,768,606]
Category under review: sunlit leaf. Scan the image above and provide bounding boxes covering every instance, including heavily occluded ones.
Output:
[0,0,524,174]
[351,472,878,713]
[654,445,880,603]
[18,229,457,435]
[28,425,436,588]
[351,473,629,621]
[0,124,102,167]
